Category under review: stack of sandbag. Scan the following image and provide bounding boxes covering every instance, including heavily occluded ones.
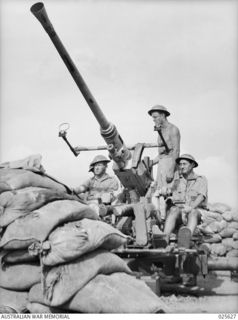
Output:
[0,155,170,313]
[0,155,97,313]
[198,202,238,258]
[27,218,169,313]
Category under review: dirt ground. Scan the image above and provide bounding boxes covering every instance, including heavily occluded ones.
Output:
[160,272,238,313]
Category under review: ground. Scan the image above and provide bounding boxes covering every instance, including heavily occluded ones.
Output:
[160,272,238,313]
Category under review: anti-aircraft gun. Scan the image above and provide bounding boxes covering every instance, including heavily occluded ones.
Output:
[31,2,238,292]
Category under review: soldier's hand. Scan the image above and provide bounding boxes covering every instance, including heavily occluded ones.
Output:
[183,205,192,214]
[181,209,188,225]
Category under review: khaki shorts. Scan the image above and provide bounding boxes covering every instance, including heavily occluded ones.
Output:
[156,157,176,188]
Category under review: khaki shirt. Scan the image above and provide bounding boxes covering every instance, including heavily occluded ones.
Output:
[171,172,208,208]
[81,173,119,201]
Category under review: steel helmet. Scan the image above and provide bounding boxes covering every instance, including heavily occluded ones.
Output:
[148,105,170,117]
[89,155,110,172]
[176,154,198,168]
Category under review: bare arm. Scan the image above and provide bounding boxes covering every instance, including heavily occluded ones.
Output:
[170,126,180,160]
[183,194,205,214]
[190,194,205,209]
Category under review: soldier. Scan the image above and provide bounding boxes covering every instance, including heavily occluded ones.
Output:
[148,105,181,221]
[74,155,119,215]
[164,154,208,248]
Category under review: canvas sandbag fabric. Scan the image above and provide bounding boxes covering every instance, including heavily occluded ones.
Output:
[0,200,98,250]
[0,262,41,290]
[229,222,238,230]
[230,209,238,222]
[0,154,45,172]
[2,249,38,264]
[63,273,170,313]
[0,187,77,227]
[203,234,222,244]
[233,232,238,240]
[209,203,231,214]
[219,228,236,238]
[26,302,63,314]
[0,169,68,194]
[0,287,28,313]
[222,211,233,222]
[42,249,132,306]
[29,274,170,314]
[201,210,222,223]
[210,244,227,257]
[222,238,235,250]
[227,249,238,257]
[40,218,129,266]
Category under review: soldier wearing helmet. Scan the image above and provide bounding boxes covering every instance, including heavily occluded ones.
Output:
[148,105,181,221]
[74,155,119,215]
[163,154,208,248]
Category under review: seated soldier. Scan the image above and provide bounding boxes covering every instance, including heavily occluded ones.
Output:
[74,155,119,216]
[164,154,208,248]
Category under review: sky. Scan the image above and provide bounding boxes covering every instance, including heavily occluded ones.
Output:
[0,0,237,208]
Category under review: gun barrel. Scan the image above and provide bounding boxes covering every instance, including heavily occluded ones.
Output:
[31,3,132,168]
[31,3,110,130]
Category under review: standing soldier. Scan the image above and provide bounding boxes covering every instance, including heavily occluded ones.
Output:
[148,105,181,222]
[74,155,119,215]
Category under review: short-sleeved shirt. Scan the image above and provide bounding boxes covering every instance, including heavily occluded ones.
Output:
[81,173,119,201]
[171,172,208,208]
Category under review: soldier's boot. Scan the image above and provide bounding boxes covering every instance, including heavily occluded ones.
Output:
[177,226,192,249]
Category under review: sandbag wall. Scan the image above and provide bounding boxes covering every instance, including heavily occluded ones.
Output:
[199,203,238,258]
[0,165,82,312]
[0,160,169,313]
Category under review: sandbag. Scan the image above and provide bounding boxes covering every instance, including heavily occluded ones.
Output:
[203,234,222,244]
[210,244,227,256]
[201,210,222,223]
[0,287,28,313]
[222,211,233,222]
[210,203,231,214]
[0,262,41,290]
[0,154,45,173]
[219,228,236,238]
[222,238,234,250]
[230,209,238,222]
[38,219,128,266]
[0,306,17,313]
[232,240,238,250]
[226,249,238,257]
[209,221,225,233]
[43,249,132,306]
[198,224,214,235]
[27,302,62,314]
[0,168,68,194]
[233,232,238,240]
[64,273,170,313]
[228,221,238,230]
[0,187,76,227]
[0,200,98,250]
[29,274,170,314]
[2,249,38,264]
